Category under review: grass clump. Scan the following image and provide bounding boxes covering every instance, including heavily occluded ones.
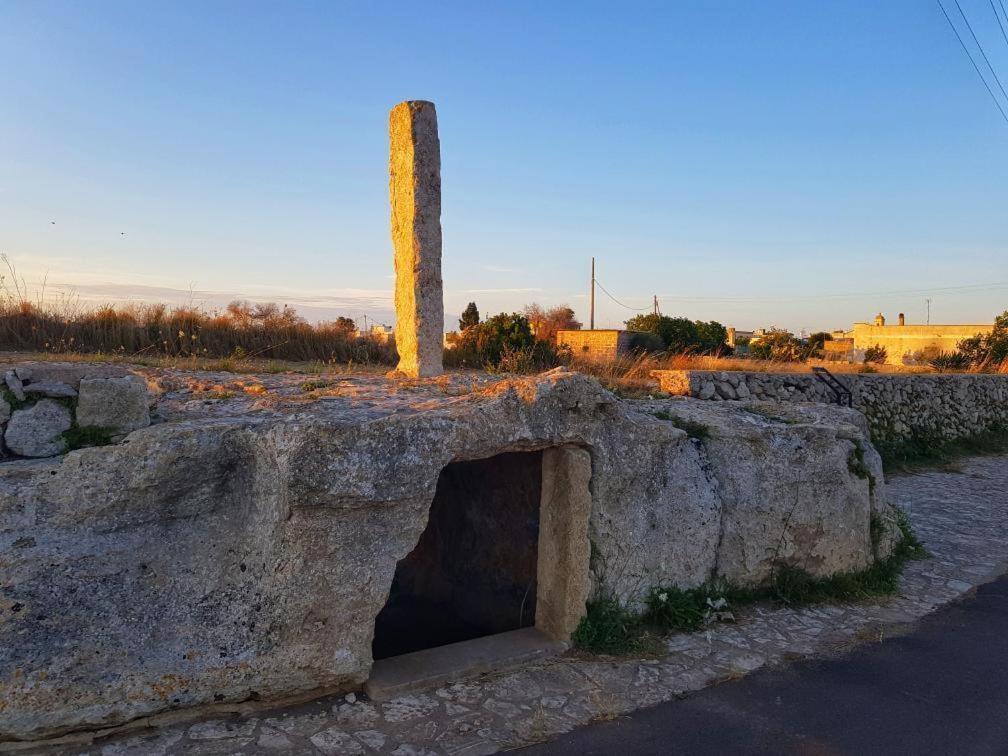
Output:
[653,411,709,439]
[571,596,644,655]
[765,511,926,605]
[573,510,927,654]
[62,424,114,450]
[876,425,1008,473]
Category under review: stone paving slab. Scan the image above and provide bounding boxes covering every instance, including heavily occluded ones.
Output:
[30,455,1008,755]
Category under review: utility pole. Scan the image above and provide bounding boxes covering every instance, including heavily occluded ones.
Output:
[590,257,595,330]
[926,298,932,325]
[653,295,659,316]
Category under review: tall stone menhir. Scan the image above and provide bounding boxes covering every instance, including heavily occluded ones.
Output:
[389,100,444,378]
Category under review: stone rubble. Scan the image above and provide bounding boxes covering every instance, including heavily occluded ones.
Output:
[57,454,1008,756]
[0,362,151,458]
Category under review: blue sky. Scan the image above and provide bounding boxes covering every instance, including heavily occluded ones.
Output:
[2,0,1006,333]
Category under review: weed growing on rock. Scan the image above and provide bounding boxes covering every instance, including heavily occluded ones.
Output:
[652,411,710,439]
[573,509,927,655]
[875,424,1008,473]
[62,424,114,450]
[571,596,644,655]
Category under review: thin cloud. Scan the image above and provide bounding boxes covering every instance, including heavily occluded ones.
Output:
[462,287,544,294]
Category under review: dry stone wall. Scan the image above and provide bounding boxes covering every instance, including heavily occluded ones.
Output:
[0,364,150,459]
[652,369,1008,454]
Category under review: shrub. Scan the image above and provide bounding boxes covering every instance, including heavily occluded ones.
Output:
[624,314,728,354]
[957,311,1008,369]
[748,331,801,361]
[444,312,566,373]
[929,351,970,372]
[863,344,887,364]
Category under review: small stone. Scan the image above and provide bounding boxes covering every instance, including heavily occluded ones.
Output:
[256,726,293,750]
[187,718,256,740]
[76,374,150,433]
[5,370,25,402]
[310,726,364,755]
[4,399,71,457]
[354,730,386,750]
[344,691,357,704]
[23,381,77,399]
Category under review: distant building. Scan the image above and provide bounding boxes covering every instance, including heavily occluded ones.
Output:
[826,313,992,365]
[355,324,394,343]
[726,327,754,349]
[556,329,634,361]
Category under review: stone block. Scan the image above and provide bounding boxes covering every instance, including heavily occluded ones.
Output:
[76,375,150,433]
[4,399,71,457]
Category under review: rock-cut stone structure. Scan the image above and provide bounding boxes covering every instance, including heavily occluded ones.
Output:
[389,100,444,378]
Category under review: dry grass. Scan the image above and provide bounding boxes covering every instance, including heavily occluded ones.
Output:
[0,257,396,367]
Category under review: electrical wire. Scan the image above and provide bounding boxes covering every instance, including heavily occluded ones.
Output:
[938,0,1008,123]
[649,281,1008,303]
[955,0,1008,103]
[592,278,649,310]
[991,0,1008,47]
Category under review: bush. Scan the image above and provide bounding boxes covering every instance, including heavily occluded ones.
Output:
[929,351,970,372]
[863,344,888,364]
[748,331,801,361]
[624,314,728,354]
[957,311,1008,369]
[444,312,566,373]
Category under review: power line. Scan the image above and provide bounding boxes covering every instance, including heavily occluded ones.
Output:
[938,0,1008,123]
[955,0,1008,103]
[592,277,651,311]
[991,0,1008,47]
[649,281,1008,303]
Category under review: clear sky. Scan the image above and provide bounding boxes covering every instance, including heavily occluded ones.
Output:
[2,0,1006,333]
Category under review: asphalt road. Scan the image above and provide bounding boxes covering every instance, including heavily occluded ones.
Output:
[520,575,1008,755]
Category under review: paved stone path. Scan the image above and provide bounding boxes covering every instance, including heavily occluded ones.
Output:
[60,455,1008,755]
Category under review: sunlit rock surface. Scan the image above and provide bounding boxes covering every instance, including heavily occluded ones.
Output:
[0,367,895,741]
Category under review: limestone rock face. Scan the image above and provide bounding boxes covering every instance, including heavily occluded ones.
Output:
[4,399,72,457]
[389,100,443,378]
[76,374,151,433]
[23,381,77,399]
[0,370,895,740]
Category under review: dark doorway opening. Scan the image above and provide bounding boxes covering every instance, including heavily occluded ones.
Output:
[372,450,542,660]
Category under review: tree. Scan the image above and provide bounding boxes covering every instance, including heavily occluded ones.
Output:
[523,303,582,343]
[957,311,1008,367]
[749,330,801,361]
[801,331,832,360]
[459,302,480,331]
[624,314,726,354]
[333,316,356,334]
[694,321,729,354]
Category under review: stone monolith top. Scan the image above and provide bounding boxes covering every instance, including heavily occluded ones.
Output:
[389,100,443,378]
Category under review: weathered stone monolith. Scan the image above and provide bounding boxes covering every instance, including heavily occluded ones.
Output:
[389,100,443,378]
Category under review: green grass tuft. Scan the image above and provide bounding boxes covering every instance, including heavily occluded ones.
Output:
[573,509,928,654]
[653,411,710,439]
[62,424,114,450]
[876,425,1008,473]
[571,596,644,655]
